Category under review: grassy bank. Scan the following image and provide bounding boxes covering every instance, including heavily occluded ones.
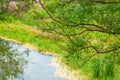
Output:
[0,21,65,55]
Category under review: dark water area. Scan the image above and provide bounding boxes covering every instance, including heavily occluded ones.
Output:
[0,39,66,80]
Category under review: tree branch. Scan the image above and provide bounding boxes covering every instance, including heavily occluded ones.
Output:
[98,46,120,54]
[90,0,120,4]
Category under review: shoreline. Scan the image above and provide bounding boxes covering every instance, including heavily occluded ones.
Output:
[0,36,82,80]
[0,36,57,56]
[51,57,82,80]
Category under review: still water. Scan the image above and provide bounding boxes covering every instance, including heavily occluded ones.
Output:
[0,39,66,80]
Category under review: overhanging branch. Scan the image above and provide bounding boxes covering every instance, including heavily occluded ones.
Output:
[90,0,120,4]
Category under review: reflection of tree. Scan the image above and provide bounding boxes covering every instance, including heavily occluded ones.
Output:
[0,39,28,80]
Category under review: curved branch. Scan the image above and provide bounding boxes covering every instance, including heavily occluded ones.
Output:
[78,43,120,54]
[84,26,120,35]
[98,46,120,54]
[90,0,120,4]
[68,36,120,54]
[78,46,99,52]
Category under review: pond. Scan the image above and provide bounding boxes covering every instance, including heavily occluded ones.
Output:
[0,39,66,80]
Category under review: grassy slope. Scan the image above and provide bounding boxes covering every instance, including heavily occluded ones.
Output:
[0,21,64,55]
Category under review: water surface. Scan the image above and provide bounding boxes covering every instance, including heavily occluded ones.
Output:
[0,39,66,80]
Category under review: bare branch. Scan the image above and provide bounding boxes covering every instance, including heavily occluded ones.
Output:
[98,46,120,54]
[90,0,120,4]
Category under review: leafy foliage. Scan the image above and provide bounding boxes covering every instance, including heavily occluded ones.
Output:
[39,0,120,79]
[1,0,120,79]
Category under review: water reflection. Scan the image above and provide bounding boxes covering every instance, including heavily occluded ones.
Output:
[0,39,66,80]
[0,39,28,80]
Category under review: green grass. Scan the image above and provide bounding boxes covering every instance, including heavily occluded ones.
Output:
[0,4,120,80]
[0,20,119,80]
[0,22,64,55]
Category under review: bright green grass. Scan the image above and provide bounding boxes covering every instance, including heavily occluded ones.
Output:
[0,22,64,55]
[1,15,120,80]
[1,22,119,80]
